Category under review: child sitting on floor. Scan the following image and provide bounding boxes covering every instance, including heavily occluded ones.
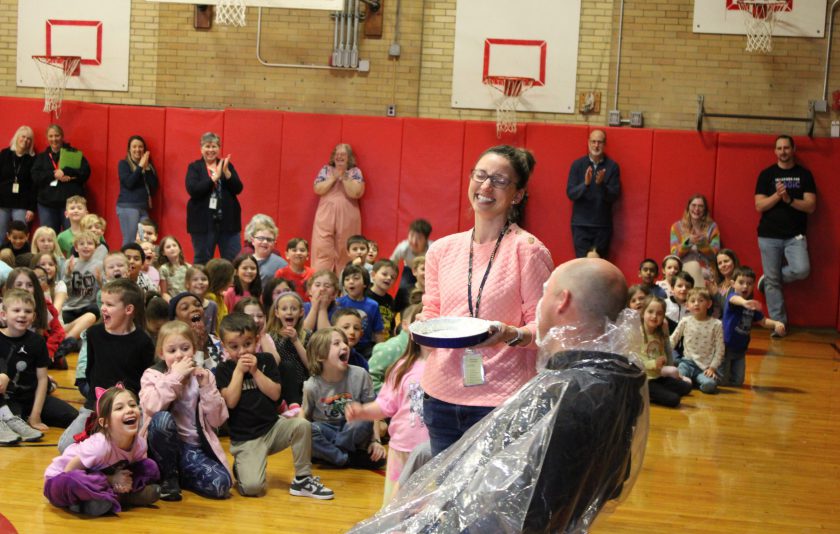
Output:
[301,327,385,470]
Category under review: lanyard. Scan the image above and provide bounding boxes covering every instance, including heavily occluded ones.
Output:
[48,151,60,171]
[467,222,509,319]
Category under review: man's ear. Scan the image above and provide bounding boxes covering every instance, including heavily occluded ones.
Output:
[555,289,572,315]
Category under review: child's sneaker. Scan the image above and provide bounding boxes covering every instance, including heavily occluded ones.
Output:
[160,476,183,502]
[0,420,21,445]
[4,416,43,442]
[289,475,334,500]
[122,484,161,507]
[69,499,114,516]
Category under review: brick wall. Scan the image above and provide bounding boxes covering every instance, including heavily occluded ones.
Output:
[1,0,838,135]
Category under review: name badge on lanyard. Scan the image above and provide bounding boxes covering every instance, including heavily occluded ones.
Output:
[462,348,485,387]
[209,195,218,210]
[11,182,19,194]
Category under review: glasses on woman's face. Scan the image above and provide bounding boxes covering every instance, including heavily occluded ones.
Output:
[252,236,275,243]
[470,169,514,189]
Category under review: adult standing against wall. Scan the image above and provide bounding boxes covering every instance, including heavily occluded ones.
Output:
[421,145,553,456]
[0,126,36,238]
[31,124,90,233]
[311,143,365,275]
[566,130,621,258]
[669,194,721,285]
[186,132,243,265]
[117,135,158,246]
[754,135,816,334]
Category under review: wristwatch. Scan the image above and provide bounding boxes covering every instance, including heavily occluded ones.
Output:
[506,327,524,347]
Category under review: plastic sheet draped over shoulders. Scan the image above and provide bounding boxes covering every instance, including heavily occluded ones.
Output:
[349,309,650,534]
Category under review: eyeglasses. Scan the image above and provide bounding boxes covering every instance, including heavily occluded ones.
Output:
[470,169,514,189]
[252,236,275,243]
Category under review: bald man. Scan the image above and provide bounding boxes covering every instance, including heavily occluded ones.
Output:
[350,259,648,534]
[566,130,621,259]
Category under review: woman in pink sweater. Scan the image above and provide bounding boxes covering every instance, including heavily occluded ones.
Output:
[421,145,553,456]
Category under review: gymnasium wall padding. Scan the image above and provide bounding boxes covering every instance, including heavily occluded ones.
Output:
[277,113,342,254]
[222,109,284,244]
[162,108,225,262]
[600,127,654,279]
[106,105,167,247]
[341,116,404,259]
[0,98,837,327]
[647,130,718,263]
[398,118,465,240]
[520,123,589,264]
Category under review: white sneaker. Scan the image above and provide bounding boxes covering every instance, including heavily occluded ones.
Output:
[4,416,43,442]
[0,420,21,445]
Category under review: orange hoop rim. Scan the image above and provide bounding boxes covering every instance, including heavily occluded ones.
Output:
[32,55,81,76]
[735,0,790,19]
[484,76,535,98]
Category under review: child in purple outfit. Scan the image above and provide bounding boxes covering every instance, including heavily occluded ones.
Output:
[43,385,160,516]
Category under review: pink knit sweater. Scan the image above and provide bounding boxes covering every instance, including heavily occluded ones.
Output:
[420,224,553,407]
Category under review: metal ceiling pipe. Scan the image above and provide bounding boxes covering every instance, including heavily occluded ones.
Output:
[823,0,840,100]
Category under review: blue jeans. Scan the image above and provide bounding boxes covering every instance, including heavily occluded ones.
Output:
[758,235,810,326]
[423,395,494,456]
[678,358,720,394]
[115,205,148,247]
[0,208,28,239]
[190,228,241,265]
[38,204,69,233]
[310,420,372,466]
[147,411,232,498]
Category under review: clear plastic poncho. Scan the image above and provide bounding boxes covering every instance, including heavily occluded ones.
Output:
[349,309,650,534]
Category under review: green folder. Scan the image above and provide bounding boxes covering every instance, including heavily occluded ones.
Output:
[58,148,83,170]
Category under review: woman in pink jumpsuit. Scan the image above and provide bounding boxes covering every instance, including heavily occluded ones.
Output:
[311,143,365,274]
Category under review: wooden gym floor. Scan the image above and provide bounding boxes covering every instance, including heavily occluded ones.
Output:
[0,328,837,533]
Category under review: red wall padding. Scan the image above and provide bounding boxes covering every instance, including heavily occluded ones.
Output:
[399,118,465,241]
[105,105,167,247]
[646,130,719,264]
[600,127,654,280]
[521,123,588,265]
[221,109,284,245]
[0,97,837,327]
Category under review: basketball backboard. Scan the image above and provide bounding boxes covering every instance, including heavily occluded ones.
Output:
[452,0,581,115]
[693,0,826,37]
[145,0,343,9]
[17,0,131,91]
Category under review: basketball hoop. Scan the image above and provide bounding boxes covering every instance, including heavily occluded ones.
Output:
[735,0,790,53]
[215,0,247,27]
[32,56,81,118]
[485,76,534,138]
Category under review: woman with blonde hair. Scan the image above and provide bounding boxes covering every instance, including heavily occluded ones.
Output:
[0,125,36,238]
[669,194,721,286]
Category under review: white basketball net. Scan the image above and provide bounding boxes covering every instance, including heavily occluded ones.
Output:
[33,56,80,118]
[736,0,790,53]
[215,0,247,27]
[487,77,534,138]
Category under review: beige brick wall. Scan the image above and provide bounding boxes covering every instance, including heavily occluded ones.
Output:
[1,0,838,135]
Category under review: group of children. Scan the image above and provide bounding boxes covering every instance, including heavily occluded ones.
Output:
[0,194,437,516]
[628,253,784,407]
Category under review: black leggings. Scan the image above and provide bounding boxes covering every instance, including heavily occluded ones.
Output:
[648,377,692,408]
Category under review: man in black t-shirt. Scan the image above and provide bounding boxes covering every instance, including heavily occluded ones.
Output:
[754,135,817,333]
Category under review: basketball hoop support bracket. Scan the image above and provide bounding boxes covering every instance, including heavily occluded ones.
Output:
[696,95,816,137]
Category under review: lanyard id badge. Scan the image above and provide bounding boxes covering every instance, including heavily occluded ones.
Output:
[11,182,19,194]
[209,195,218,210]
[462,348,485,387]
